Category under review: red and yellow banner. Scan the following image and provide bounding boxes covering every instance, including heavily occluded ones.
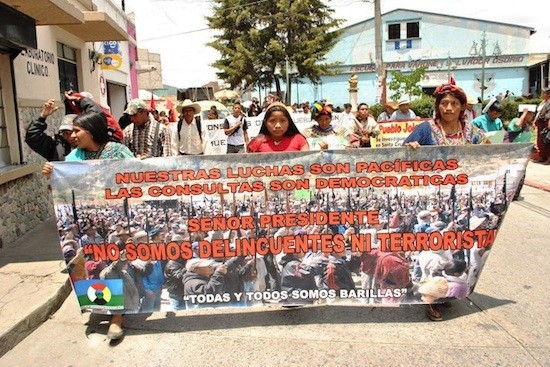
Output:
[51,144,531,312]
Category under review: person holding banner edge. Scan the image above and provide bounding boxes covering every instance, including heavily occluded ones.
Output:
[43,111,134,339]
[403,82,489,321]
[403,84,489,148]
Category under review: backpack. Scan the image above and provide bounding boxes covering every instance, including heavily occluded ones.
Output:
[177,116,202,142]
[225,115,244,136]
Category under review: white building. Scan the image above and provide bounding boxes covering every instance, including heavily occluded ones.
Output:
[290,9,549,107]
[0,0,136,245]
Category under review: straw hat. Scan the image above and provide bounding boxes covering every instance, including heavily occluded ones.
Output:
[176,99,201,114]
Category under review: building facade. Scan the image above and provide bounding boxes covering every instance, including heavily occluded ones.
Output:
[0,0,136,246]
[292,9,548,107]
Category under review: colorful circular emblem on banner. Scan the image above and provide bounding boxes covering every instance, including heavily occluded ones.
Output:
[87,283,112,305]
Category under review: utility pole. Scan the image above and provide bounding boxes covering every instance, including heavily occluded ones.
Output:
[285,55,290,105]
[446,51,453,82]
[480,31,487,102]
[374,0,385,104]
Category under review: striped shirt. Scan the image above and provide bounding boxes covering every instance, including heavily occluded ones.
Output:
[122,115,173,157]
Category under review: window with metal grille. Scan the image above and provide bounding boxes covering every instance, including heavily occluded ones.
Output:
[388,23,401,40]
[407,22,420,38]
[57,42,79,96]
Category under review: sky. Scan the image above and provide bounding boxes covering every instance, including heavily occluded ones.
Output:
[126,0,550,89]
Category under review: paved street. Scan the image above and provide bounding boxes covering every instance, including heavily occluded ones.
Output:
[1,162,549,366]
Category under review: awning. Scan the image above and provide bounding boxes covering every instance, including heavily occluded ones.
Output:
[527,53,549,67]
[1,0,84,25]
[60,11,129,42]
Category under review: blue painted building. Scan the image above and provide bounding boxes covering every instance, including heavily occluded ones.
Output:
[288,9,547,108]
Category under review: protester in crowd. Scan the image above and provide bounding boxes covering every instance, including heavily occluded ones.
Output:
[182,258,228,309]
[533,87,550,164]
[130,230,165,313]
[349,102,380,148]
[85,259,107,280]
[323,247,357,292]
[220,255,255,306]
[247,102,309,152]
[403,84,489,147]
[504,105,537,199]
[62,240,86,282]
[472,98,504,132]
[247,100,261,117]
[374,250,411,304]
[64,90,124,142]
[122,99,173,158]
[338,103,355,128]
[376,101,398,122]
[403,82,489,320]
[158,110,170,125]
[301,101,311,115]
[25,99,76,161]
[176,99,207,155]
[207,109,219,120]
[463,96,478,123]
[390,99,417,120]
[303,101,349,150]
[58,112,134,161]
[80,224,104,248]
[279,249,317,305]
[505,106,536,143]
[223,101,249,153]
[442,259,470,300]
[151,109,160,122]
[118,103,132,130]
[42,111,134,339]
[164,252,187,311]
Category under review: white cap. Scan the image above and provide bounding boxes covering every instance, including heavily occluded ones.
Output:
[518,104,537,113]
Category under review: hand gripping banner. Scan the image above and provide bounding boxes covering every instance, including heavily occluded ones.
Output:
[51,143,531,313]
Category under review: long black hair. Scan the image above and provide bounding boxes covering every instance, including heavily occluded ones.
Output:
[73,111,111,145]
[259,103,301,137]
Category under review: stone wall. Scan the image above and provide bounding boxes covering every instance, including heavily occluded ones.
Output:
[0,106,61,247]
[0,172,53,247]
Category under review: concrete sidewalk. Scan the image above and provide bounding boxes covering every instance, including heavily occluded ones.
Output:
[0,160,549,358]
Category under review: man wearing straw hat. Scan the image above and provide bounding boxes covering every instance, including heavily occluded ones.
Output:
[175,99,207,155]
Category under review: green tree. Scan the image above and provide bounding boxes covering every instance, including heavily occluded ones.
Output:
[207,0,343,100]
[387,67,427,101]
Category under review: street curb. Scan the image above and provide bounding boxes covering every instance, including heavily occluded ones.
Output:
[524,179,550,193]
[0,278,71,358]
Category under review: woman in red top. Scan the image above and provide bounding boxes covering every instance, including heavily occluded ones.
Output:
[248,102,309,152]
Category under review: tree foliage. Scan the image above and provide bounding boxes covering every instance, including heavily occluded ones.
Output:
[206,0,343,95]
[387,67,427,101]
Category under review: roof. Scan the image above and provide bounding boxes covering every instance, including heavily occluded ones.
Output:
[342,8,536,35]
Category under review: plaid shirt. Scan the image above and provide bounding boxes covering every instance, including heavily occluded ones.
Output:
[122,115,173,157]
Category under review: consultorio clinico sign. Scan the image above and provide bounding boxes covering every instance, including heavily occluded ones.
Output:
[19,48,56,77]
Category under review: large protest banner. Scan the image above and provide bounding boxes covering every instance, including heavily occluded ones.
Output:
[51,144,531,313]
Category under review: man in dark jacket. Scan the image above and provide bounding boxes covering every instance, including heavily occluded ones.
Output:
[25,99,76,161]
[279,252,317,305]
[164,258,187,311]
[182,258,227,309]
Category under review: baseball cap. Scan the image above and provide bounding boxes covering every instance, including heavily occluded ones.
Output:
[124,99,148,116]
